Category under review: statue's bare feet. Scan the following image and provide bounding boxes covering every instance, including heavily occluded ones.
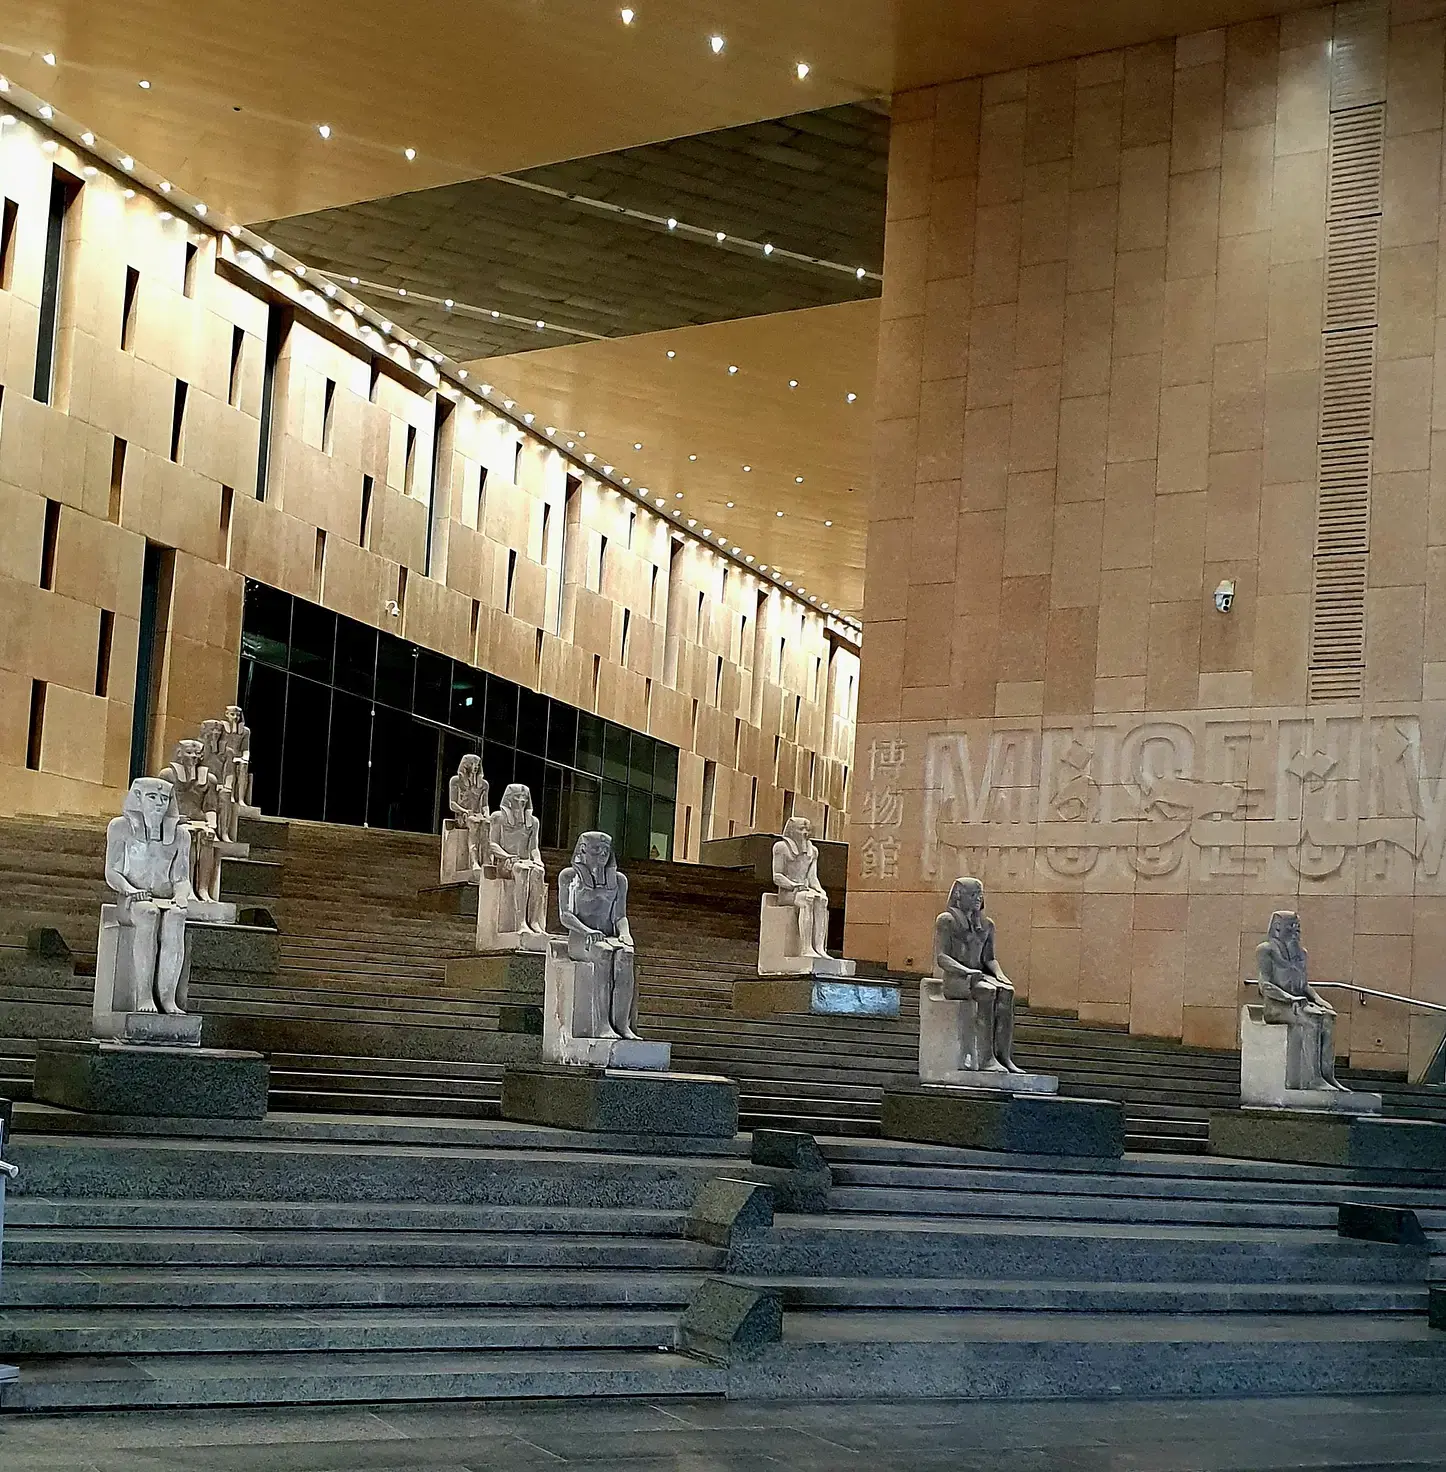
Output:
[1004,1059,1025,1074]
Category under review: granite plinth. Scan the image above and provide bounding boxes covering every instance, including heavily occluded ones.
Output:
[99,1012,203,1046]
[417,882,480,919]
[32,1039,268,1119]
[187,920,279,975]
[681,1278,782,1364]
[1209,1108,1446,1171]
[219,857,282,899]
[732,978,900,1019]
[185,900,239,925]
[929,1069,1059,1094]
[882,1086,1125,1158]
[444,952,545,996]
[550,1036,671,1071]
[500,1062,739,1138]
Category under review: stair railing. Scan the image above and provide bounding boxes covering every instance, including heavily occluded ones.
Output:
[1309,982,1446,1085]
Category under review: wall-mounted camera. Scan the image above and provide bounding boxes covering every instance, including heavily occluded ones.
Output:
[1214,579,1236,614]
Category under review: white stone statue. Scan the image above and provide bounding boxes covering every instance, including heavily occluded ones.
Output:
[758,816,855,978]
[158,739,224,910]
[199,719,239,844]
[441,753,489,883]
[477,782,549,953]
[1241,911,1380,1113]
[544,831,668,1070]
[918,877,1057,1094]
[222,704,255,814]
[95,776,201,1044]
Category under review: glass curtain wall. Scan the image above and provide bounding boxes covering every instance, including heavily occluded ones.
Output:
[237,580,677,859]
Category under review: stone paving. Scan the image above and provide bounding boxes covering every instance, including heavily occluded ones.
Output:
[3,1394,1446,1470]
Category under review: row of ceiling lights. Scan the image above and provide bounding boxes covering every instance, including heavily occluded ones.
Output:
[616,12,811,80]
[11,58,861,628]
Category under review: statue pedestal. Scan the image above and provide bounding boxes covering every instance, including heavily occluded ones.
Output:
[757,893,855,978]
[882,1085,1124,1158]
[185,900,238,925]
[1239,1004,1382,1112]
[92,903,198,1043]
[542,939,670,1072]
[917,977,1056,1089]
[439,823,477,886]
[733,977,900,1019]
[501,1062,739,1138]
[31,1039,268,1119]
[445,951,543,1034]
[1209,1108,1446,1173]
[475,872,550,955]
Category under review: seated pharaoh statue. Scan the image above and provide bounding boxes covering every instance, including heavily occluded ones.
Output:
[94,777,201,1044]
[918,877,1057,1094]
[543,831,669,1071]
[476,782,549,953]
[158,739,228,919]
[1240,911,1380,1113]
[441,754,490,884]
[757,816,855,978]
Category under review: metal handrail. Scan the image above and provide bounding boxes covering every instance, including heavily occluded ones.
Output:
[1311,982,1446,1016]
[0,1161,15,1180]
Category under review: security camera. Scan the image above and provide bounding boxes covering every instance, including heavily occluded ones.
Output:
[1214,579,1235,614]
[384,599,401,618]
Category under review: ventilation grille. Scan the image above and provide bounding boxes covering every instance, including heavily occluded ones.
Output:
[1315,443,1372,556]
[1330,0,1388,110]
[1308,0,1386,705]
[1324,214,1380,329]
[1326,105,1385,220]
[1319,327,1375,441]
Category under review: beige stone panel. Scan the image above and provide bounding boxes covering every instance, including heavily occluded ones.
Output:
[933,79,984,180]
[915,377,966,482]
[1165,168,1221,280]
[1210,339,1266,453]
[995,677,1045,716]
[228,495,318,601]
[1072,80,1124,190]
[1028,925,1081,1011]
[861,517,912,621]
[1251,591,1309,704]
[997,574,1050,681]
[1056,395,1110,502]
[1224,17,1280,130]
[927,174,980,283]
[972,202,1023,308]
[0,391,49,493]
[958,405,1010,512]
[1171,57,1225,175]
[1375,356,1434,472]
[1049,500,1105,607]
[1095,674,1146,709]
[856,619,905,724]
[1003,470,1056,578]
[1183,1007,1239,1048]
[1150,491,1208,601]
[1214,232,1271,345]
[34,684,107,786]
[954,509,1006,617]
[1268,150,1327,269]
[1378,245,1437,362]
[1156,382,1211,493]
[1146,599,1202,709]
[1111,249,1166,359]
[1200,563,1256,672]
[886,115,936,224]
[1369,470,1430,585]
[1198,670,1253,706]
[1365,585,1425,701]
[1014,263,1066,369]
[1262,369,1319,485]
[1101,460,1158,570]
[1382,129,1442,249]
[1205,449,1263,562]
[1162,275,1217,386]
[902,583,954,691]
[965,304,1017,410]
[1067,186,1120,295]
[1062,289,1115,396]
[0,484,45,586]
[1116,142,1171,251]
[909,480,961,586]
[0,582,95,692]
[1387,18,1446,137]
[881,215,930,322]
[1130,924,1186,1036]
[919,278,971,382]
[1021,167,1071,268]
[1009,367,1062,473]
[1079,893,1135,1004]
[170,554,242,653]
[1106,352,1161,463]
[1025,61,1077,167]
[1122,42,1176,149]
[977,100,1027,207]
[1273,35,1329,157]
[875,315,926,420]
[1265,258,1322,377]
[889,890,947,974]
[322,538,392,629]
[871,416,920,517]
[1044,605,1098,716]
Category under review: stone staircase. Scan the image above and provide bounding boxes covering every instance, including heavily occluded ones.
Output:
[5,1114,1446,1409]
[1,815,1444,1152]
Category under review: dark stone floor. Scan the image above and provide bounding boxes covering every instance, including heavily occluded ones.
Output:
[2,1393,1445,1471]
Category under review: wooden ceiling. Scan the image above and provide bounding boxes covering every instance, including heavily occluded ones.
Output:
[474,302,878,616]
[2,0,1319,224]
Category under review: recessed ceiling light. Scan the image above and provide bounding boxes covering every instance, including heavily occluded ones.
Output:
[397,287,407,296]
[674,492,683,499]
[404,147,416,160]
[444,298,454,308]
[728,365,738,374]
[545,425,556,435]
[120,154,134,170]
[350,275,359,284]
[666,349,676,359]
[710,34,725,53]
[716,231,726,242]
[688,519,697,527]
[856,267,866,279]
[80,130,94,144]
[524,413,535,424]
[795,476,804,484]
[317,123,331,138]
[503,398,515,409]
[847,392,857,402]
[797,62,811,79]
[656,498,666,507]
[138,79,151,89]
[777,510,784,517]
[789,379,798,388]
[42,52,56,66]
[536,319,545,330]
[689,454,697,461]
[38,104,53,119]
[703,528,712,536]
[620,7,635,22]
[633,442,642,450]
[726,501,734,508]
[194,203,207,217]
[763,243,774,256]
[159,180,172,192]
[745,555,753,564]
[824,519,833,527]
[743,465,751,473]
[577,431,586,439]
[667,217,678,230]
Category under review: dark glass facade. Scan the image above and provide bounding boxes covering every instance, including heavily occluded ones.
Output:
[237,581,677,859]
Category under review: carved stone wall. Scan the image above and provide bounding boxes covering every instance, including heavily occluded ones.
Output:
[849,0,1446,1073]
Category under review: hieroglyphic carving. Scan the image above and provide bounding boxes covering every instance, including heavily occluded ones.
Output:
[921,711,1446,890]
